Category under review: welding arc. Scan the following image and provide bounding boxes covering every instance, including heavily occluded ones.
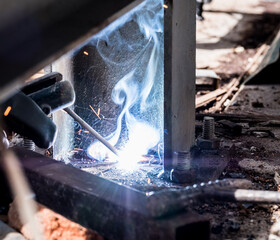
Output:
[64,107,119,157]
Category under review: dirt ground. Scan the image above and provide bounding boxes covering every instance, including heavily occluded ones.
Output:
[194,128,280,240]
[195,0,280,239]
[197,0,280,83]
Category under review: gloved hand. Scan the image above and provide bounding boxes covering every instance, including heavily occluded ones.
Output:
[1,91,57,149]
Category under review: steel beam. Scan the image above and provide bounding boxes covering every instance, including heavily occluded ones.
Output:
[4,147,210,240]
[0,0,143,101]
[164,0,196,171]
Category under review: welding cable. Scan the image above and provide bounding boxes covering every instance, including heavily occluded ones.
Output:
[64,107,119,157]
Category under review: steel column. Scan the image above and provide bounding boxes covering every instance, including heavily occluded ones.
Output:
[164,0,196,171]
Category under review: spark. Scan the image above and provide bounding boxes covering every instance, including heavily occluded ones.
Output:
[84,131,89,133]
[163,4,168,8]
[70,150,78,153]
[83,51,89,55]
[74,148,83,151]
[89,105,101,120]
[4,106,12,116]
[147,178,151,184]
[77,129,81,135]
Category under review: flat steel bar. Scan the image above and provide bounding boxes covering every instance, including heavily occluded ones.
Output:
[0,0,143,101]
[8,147,210,240]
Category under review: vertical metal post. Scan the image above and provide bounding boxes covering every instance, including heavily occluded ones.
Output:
[164,0,196,171]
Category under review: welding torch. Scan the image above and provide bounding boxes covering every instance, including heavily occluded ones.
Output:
[26,72,119,156]
[24,72,119,156]
[64,107,119,157]
[25,72,119,156]
[1,71,119,156]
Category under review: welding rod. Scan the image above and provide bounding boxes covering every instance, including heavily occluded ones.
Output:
[147,184,280,218]
[205,189,280,204]
[64,107,119,157]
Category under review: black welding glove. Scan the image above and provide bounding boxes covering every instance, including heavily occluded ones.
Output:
[0,72,75,149]
[1,91,57,149]
[28,80,75,115]
[22,72,75,114]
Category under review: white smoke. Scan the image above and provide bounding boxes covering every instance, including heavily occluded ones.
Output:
[87,0,164,168]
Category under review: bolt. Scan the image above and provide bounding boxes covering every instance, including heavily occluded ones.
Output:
[202,116,215,140]
[197,116,220,150]
[24,137,35,151]
[169,151,194,183]
[175,151,190,171]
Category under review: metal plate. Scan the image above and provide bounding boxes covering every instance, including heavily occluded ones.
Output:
[9,147,209,240]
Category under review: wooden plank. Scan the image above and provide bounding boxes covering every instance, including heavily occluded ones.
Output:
[220,43,269,112]
[196,88,227,108]
[197,25,278,112]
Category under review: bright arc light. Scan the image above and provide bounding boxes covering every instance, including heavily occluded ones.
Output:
[117,152,139,171]
[87,121,160,171]
[116,121,160,171]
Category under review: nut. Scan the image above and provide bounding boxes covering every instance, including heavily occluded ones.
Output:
[197,137,220,150]
[170,168,196,183]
